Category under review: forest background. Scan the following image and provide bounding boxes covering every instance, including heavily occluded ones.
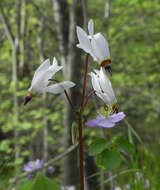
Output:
[0,0,160,189]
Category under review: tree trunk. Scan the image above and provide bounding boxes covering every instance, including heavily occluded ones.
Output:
[53,0,83,188]
[37,14,49,172]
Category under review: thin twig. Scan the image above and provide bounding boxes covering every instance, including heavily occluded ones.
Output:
[82,90,95,111]
[0,5,15,47]
[48,79,76,114]
[64,90,77,114]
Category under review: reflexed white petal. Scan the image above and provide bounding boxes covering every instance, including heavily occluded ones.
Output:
[99,68,112,92]
[76,26,97,60]
[91,37,104,62]
[93,33,101,39]
[94,69,100,76]
[45,81,75,94]
[76,26,92,53]
[52,57,58,66]
[76,20,111,63]
[48,64,63,78]
[35,59,50,74]
[88,19,94,36]
[31,59,50,85]
[90,72,101,93]
[90,71,109,103]
[88,32,101,39]
[91,33,110,62]
[100,93,113,105]
[89,68,116,105]
[44,65,63,86]
[30,58,63,94]
[28,57,71,96]
[95,92,107,103]
[31,65,63,91]
[94,33,110,59]
[99,68,116,104]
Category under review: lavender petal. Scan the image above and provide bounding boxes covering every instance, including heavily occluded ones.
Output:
[97,118,115,128]
[24,159,43,173]
[35,159,43,169]
[24,164,34,172]
[48,166,55,174]
[85,115,105,127]
[86,112,125,129]
[108,112,126,123]
[86,115,115,128]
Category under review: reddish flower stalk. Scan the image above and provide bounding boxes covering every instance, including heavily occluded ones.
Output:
[49,79,76,114]
[64,90,77,114]
[50,54,90,190]
[77,112,84,190]
[82,90,96,111]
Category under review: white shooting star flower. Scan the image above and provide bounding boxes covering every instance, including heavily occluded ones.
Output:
[76,19,112,74]
[76,26,96,60]
[90,67,116,106]
[86,68,126,128]
[24,57,75,105]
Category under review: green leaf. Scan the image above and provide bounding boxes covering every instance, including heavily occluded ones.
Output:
[97,149,122,170]
[0,140,11,152]
[124,119,143,145]
[115,137,135,155]
[20,181,34,190]
[16,178,34,190]
[31,172,61,190]
[89,138,107,156]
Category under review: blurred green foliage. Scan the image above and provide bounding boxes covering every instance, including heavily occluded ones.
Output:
[0,0,160,189]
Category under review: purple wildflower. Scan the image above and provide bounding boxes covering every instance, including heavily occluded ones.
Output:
[86,112,125,128]
[48,166,55,174]
[24,159,43,172]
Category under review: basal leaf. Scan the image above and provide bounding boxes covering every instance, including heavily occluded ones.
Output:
[97,149,122,170]
[115,137,135,155]
[31,172,61,190]
[89,138,107,156]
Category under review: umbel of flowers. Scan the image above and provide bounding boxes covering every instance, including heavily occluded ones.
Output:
[76,20,125,127]
[24,19,125,190]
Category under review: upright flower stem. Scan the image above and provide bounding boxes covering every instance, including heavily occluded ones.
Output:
[78,54,89,190]
[53,55,89,190]
[77,112,84,190]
